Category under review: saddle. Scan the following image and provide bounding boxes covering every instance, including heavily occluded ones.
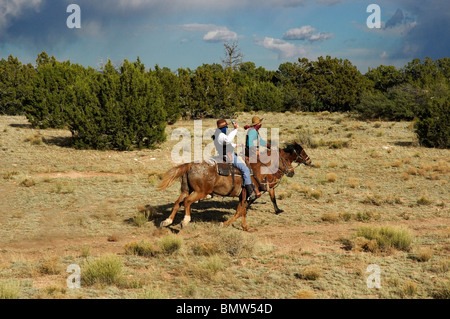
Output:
[214,162,243,197]
[216,163,242,177]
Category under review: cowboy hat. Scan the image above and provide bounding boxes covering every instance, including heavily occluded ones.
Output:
[250,116,263,126]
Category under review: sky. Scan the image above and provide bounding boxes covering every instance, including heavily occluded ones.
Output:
[0,0,448,73]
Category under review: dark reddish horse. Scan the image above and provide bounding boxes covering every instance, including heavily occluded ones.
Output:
[157,142,311,230]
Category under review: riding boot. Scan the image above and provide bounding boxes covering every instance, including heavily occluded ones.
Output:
[245,184,257,205]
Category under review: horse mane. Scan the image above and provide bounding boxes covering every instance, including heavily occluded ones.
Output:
[283,141,303,154]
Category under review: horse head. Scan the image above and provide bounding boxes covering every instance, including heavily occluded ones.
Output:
[284,142,312,166]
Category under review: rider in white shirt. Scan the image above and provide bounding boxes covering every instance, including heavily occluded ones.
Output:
[213,119,257,204]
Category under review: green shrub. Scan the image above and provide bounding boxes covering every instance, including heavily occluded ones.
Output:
[0,55,35,115]
[68,59,167,151]
[23,54,167,151]
[24,56,81,129]
[245,81,283,112]
[354,84,422,120]
[415,98,449,149]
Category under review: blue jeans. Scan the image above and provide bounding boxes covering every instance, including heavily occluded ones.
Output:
[232,153,252,185]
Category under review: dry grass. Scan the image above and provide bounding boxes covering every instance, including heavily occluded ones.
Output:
[0,113,448,299]
[124,240,159,257]
[326,172,338,183]
[346,178,359,188]
[294,290,316,299]
[294,266,322,280]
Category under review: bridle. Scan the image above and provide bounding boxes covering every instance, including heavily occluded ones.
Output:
[266,147,310,178]
[279,152,295,177]
[291,148,311,168]
[257,146,310,190]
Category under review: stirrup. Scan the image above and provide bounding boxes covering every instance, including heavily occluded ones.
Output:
[246,192,257,205]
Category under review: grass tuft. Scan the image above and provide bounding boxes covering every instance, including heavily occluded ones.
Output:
[417,195,432,206]
[294,266,321,281]
[214,228,254,257]
[20,178,36,187]
[356,226,413,252]
[158,235,182,255]
[326,173,338,183]
[430,282,450,299]
[0,281,20,299]
[124,240,160,257]
[321,212,339,223]
[82,254,123,286]
[294,290,316,299]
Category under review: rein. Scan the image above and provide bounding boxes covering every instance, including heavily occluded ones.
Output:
[291,148,310,168]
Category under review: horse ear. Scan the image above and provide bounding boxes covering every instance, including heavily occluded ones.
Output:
[294,141,303,150]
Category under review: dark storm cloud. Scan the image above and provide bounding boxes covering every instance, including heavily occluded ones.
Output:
[385,8,404,29]
[388,0,450,60]
[0,1,68,46]
[0,0,164,50]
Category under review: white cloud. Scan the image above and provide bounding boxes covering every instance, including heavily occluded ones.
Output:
[178,23,238,42]
[283,25,333,42]
[283,26,316,40]
[0,0,42,34]
[203,29,237,42]
[308,32,334,42]
[256,37,307,59]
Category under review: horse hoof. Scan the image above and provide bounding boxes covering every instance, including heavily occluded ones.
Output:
[181,216,191,228]
[181,221,190,228]
[275,210,284,215]
[160,219,173,227]
[219,222,224,228]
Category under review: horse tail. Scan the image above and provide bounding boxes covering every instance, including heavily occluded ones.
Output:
[157,163,192,190]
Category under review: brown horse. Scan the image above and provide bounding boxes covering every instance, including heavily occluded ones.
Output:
[157,142,311,230]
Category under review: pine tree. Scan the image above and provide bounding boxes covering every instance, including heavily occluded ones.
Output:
[415,98,449,149]
[154,65,181,124]
[24,55,82,128]
[0,55,35,115]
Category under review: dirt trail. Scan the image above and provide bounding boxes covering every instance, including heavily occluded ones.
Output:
[1,216,447,262]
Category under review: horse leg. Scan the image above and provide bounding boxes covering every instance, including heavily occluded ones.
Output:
[268,187,284,214]
[241,204,250,231]
[181,191,207,228]
[160,191,188,227]
[161,173,191,227]
[222,190,246,228]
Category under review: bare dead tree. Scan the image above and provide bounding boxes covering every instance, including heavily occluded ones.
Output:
[222,41,243,71]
